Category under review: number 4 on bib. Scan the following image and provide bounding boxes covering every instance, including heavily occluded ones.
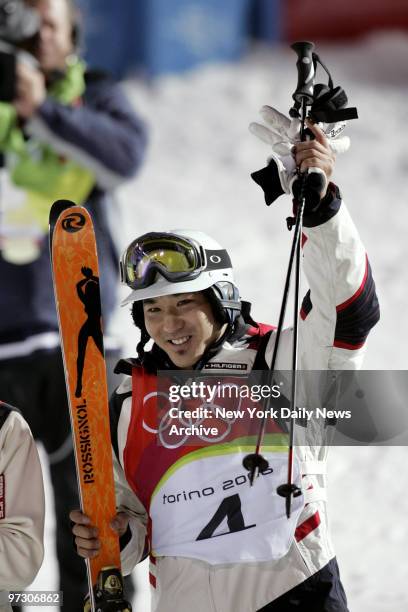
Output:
[197,494,256,540]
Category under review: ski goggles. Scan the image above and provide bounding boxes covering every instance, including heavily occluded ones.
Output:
[120,233,206,290]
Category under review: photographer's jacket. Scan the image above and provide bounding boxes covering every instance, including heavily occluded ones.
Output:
[110,190,380,612]
[0,59,147,359]
[0,404,44,611]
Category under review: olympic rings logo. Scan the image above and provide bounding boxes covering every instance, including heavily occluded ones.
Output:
[142,384,244,449]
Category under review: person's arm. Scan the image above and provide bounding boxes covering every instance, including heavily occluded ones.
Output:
[0,411,44,590]
[263,122,379,371]
[109,376,149,573]
[112,452,149,574]
[76,278,88,302]
[25,74,148,190]
[70,453,148,576]
[298,188,379,370]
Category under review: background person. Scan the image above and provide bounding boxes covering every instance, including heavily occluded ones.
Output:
[0,401,44,612]
[0,0,147,608]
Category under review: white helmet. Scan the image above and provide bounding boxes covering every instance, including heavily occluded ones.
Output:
[120,229,241,325]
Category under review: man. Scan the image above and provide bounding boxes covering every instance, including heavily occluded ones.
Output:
[0,401,44,612]
[71,122,379,610]
[0,0,147,608]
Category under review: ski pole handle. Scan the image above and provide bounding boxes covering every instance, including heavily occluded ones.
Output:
[291,41,315,105]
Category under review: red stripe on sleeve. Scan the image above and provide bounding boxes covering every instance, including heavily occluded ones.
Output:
[149,572,157,588]
[333,339,365,350]
[295,511,321,542]
[336,254,368,313]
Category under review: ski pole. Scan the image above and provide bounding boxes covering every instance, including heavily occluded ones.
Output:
[276,42,316,516]
[243,43,316,517]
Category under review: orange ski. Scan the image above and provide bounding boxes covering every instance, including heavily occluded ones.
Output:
[49,200,131,612]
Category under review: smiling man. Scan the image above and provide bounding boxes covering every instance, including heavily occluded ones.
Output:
[142,291,227,368]
[71,124,380,612]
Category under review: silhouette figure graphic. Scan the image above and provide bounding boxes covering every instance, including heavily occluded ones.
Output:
[75,267,103,398]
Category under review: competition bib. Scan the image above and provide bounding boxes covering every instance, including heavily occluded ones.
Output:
[124,366,305,565]
[150,450,303,564]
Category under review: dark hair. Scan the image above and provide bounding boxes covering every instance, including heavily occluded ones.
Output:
[131,301,150,360]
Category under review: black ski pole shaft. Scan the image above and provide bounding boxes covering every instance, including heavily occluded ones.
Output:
[276,95,309,517]
[244,186,307,488]
[274,204,305,516]
[280,194,305,518]
[243,208,300,484]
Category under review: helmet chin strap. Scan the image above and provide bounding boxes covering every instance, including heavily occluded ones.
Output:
[219,298,242,312]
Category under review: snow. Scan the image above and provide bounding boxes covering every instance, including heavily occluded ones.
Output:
[28,33,408,610]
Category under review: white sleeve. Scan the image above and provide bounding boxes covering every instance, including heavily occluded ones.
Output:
[264,203,378,372]
[113,452,148,575]
[300,202,376,370]
[0,412,45,590]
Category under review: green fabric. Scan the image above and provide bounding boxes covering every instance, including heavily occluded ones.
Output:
[0,103,26,155]
[48,56,86,103]
[0,57,95,216]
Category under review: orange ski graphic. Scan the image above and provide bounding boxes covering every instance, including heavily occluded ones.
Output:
[50,201,131,611]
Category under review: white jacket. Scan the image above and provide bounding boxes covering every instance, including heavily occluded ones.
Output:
[0,407,45,612]
[110,200,379,611]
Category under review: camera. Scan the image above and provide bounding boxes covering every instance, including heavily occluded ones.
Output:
[0,0,40,101]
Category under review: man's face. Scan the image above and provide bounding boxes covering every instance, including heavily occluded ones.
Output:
[143,292,226,369]
[28,0,73,72]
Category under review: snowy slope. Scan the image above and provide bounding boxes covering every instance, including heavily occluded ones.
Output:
[28,33,408,611]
